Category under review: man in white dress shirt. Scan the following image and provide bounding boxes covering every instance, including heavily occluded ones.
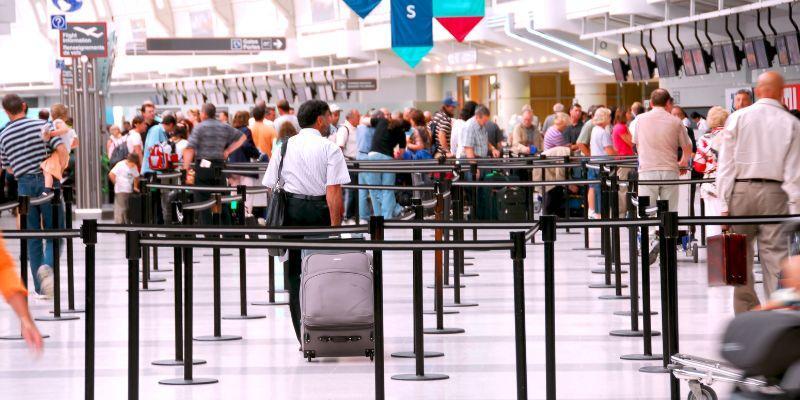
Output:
[717,71,800,313]
[262,99,351,341]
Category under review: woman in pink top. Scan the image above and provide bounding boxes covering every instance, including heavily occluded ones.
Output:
[611,108,633,156]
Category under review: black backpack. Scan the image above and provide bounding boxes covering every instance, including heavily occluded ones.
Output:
[109,137,129,166]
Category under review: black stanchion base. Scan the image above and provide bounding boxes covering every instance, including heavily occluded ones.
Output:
[639,365,671,374]
[134,287,165,292]
[426,284,465,289]
[194,334,242,342]
[222,314,266,320]
[609,329,660,337]
[572,247,602,251]
[35,315,79,322]
[422,309,458,315]
[159,377,218,386]
[50,308,84,314]
[152,358,206,366]
[591,268,628,274]
[0,333,50,340]
[621,353,663,361]
[391,373,449,381]
[169,261,199,265]
[598,294,630,300]
[251,300,289,306]
[588,283,624,289]
[587,254,606,258]
[423,327,465,335]
[444,302,478,308]
[391,351,444,358]
[202,253,235,257]
[139,277,167,283]
[151,268,173,273]
[447,262,475,267]
[613,310,658,316]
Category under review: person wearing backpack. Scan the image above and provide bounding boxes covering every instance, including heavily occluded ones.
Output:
[141,114,176,223]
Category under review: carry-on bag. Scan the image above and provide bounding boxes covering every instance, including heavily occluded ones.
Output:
[497,186,527,221]
[707,232,748,286]
[300,251,374,361]
[721,310,800,378]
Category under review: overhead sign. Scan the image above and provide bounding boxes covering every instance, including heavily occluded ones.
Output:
[447,49,477,65]
[145,37,286,53]
[391,0,433,68]
[52,0,83,12]
[50,15,66,30]
[334,79,378,91]
[60,22,108,58]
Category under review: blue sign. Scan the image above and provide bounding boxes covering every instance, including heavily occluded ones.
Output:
[52,0,83,12]
[55,59,66,70]
[391,0,433,68]
[50,15,67,30]
[342,0,382,18]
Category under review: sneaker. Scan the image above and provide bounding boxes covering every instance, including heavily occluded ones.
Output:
[395,207,415,220]
[648,240,660,266]
[37,265,54,298]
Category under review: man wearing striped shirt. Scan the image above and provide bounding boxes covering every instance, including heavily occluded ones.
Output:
[1,94,68,297]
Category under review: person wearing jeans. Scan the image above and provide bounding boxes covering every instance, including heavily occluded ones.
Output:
[365,151,403,219]
[18,174,64,294]
[363,115,409,220]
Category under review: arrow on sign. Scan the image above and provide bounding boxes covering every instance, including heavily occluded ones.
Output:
[273,38,284,50]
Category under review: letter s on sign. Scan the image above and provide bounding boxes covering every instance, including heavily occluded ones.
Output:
[406,5,416,19]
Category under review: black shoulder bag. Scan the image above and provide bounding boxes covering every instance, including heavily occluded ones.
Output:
[265,140,289,257]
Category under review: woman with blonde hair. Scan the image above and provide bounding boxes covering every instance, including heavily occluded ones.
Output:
[693,106,729,236]
[587,107,616,218]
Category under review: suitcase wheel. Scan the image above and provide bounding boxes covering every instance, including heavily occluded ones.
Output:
[304,350,315,362]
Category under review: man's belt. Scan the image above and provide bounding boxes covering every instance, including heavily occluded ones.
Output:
[735,178,782,184]
[286,192,326,201]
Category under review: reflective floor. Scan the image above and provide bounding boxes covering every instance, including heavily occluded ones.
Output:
[0,213,750,400]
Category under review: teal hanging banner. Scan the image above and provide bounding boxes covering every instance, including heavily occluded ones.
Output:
[342,0,382,18]
[391,0,433,68]
[433,0,484,42]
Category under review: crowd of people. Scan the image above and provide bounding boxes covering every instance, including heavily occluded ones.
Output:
[0,69,798,355]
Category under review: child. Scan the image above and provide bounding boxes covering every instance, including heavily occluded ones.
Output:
[40,104,73,192]
[108,153,141,224]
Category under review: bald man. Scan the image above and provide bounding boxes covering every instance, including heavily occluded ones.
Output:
[717,71,800,314]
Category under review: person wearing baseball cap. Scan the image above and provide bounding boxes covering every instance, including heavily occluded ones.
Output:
[327,104,343,139]
[429,96,458,157]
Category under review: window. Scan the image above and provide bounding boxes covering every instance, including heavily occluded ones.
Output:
[310,0,336,23]
[190,10,214,37]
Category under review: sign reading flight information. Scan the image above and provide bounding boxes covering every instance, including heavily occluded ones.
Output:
[59,22,108,58]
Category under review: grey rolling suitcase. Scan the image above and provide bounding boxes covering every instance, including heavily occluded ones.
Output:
[300,251,375,361]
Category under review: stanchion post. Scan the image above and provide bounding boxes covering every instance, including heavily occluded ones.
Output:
[149,175,160,272]
[82,219,97,400]
[664,211,681,400]
[641,200,672,374]
[511,230,528,400]
[369,216,385,400]
[446,182,477,308]
[600,173,630,300]
[469,163,478,241]
[353,162,360,226]
[38,189,80,321]
[391,199,447,380]
[581,162,590,249]
[699,198,707,246]
[541,215,557,400]
[224,186,265,320]
[18,196,29,289]
[63,185,79,312]
[126,231,141,400]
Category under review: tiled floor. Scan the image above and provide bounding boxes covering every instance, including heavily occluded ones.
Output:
[0,214,750,399]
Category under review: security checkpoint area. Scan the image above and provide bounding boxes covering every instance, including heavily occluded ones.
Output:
[1,0,800,400]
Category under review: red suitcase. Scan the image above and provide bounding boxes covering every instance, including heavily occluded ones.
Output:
[706,232,748,286]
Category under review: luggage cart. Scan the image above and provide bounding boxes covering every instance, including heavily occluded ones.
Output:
[669,354,773,400]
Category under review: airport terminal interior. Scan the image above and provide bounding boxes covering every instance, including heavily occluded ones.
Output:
[1,0,800,399]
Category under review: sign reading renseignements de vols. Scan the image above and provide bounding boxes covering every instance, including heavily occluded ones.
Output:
[59,22,108,58]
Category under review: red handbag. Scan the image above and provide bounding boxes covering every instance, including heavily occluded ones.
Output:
[706,232,748,286]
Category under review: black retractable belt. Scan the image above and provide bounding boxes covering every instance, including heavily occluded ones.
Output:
[224,185,266,320]
[391,199,448,381]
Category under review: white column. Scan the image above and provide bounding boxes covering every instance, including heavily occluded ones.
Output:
[573,82,607,107]
[425,74,443,102]
[497,67,530,131]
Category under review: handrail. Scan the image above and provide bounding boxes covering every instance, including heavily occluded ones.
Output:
[96,224,370,235]
[342,184,436,191]
[0,201,19,213]
[139,236,516,251]
[29,192,55,206]
[182,199,217,211]
[0,229,82,239]
[637,178,715,186]
[154,171,182,180]
[453,179,600,188]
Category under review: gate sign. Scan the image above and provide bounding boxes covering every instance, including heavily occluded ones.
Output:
[145,37,286,53]
[60,22,108,58]
[391,0,433,68]
[334,79,378,91]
